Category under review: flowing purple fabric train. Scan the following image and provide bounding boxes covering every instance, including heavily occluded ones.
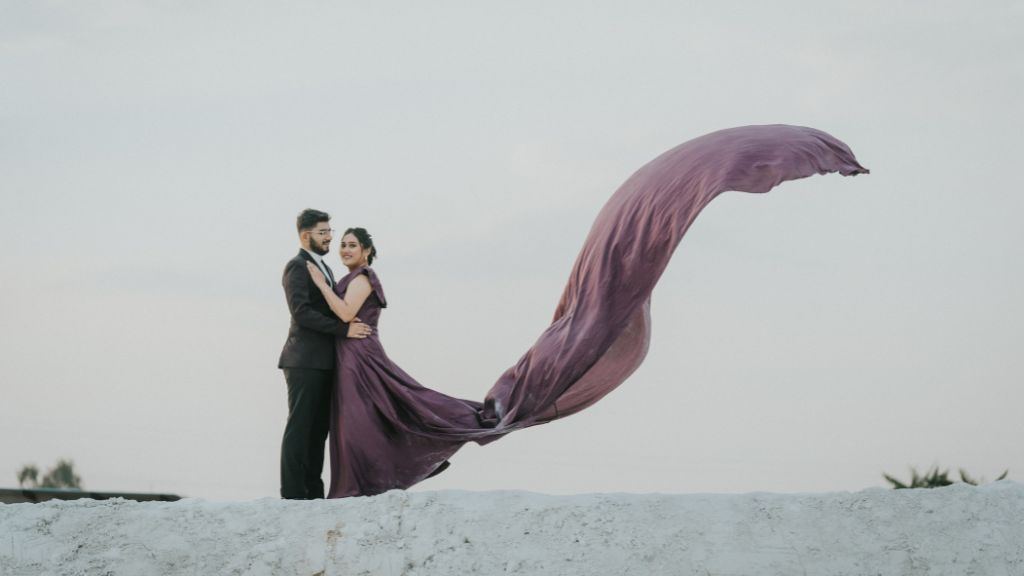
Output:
[481,124,868,429]
[328,124,868,497]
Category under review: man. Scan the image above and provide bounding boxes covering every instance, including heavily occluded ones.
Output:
[278,208,371,499]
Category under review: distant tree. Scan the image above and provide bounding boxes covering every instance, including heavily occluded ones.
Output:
[16,464,39,488]
[40,459,82,489]
[16,459,83,490]
[884,465,1008,489]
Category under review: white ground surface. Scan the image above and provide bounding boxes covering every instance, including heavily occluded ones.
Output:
[2,482,1022,576]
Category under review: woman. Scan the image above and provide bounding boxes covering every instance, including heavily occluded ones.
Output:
[308,125,868,497]
[307,227,483,497]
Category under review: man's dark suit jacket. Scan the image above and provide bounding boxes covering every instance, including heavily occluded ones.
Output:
[278,250,348,370]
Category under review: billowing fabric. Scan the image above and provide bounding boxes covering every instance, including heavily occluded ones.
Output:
[328,124,868,497]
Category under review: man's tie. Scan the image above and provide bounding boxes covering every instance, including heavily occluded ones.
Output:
[322,262,336,288]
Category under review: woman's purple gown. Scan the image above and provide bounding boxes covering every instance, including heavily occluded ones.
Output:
[328,124,868,498]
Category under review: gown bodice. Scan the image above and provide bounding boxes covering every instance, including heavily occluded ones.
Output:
[333,266,387,327]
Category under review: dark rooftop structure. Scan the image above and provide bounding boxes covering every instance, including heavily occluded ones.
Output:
[0,488,181,504]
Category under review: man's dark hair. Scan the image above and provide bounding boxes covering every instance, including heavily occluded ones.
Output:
[296,209,330,233]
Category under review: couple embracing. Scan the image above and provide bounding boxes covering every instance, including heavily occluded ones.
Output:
[279,209,459,500]
[274,126,868,500]
[277,209,374,499]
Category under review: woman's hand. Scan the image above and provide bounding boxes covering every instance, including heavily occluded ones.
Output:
[306,261,328,289]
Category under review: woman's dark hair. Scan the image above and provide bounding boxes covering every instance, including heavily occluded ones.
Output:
[344,227,377,265]
[296,209,330,232]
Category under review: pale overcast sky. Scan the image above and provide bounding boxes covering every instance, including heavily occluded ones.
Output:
[2,1,1021,499]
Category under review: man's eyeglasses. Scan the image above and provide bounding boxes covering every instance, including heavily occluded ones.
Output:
[312,229,334,237]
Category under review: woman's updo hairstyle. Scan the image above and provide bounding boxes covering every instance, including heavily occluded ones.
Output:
[344,227,377,266]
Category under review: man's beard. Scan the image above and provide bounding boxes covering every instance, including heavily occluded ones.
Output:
[309,240,329,255]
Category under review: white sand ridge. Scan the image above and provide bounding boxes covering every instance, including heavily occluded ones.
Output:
[2,482,1022,575]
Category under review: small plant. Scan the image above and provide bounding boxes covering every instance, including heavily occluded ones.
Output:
[883,465,1008,489]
